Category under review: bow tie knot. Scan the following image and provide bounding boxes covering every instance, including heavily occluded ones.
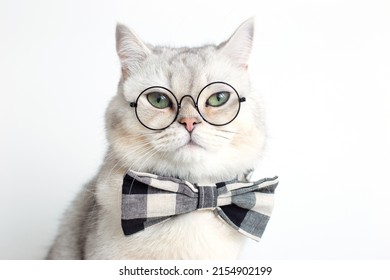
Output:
[121,170,278,241]
[198,186,218,209]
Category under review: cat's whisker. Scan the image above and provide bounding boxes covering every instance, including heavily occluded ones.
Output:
[128,148,156,172]
[108,135,152,145]
[106,134,173,173]
[123,145,167,191]
[104,149,140,183]
[214,134,231,140]
[103,141,154,183]
[136,147,162,173]
[104,151,133,184]
[139,131,163,135]
[216,129,240,135]
[107,136,153,150]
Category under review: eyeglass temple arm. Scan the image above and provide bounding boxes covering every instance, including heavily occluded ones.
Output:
[130,102,137,108]
[239,97,246,103]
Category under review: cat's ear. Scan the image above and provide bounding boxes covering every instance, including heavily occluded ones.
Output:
[116,23,151,79]
[218,18,254,69]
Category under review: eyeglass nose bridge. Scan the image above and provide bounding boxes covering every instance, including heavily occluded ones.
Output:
[177,95,197,109]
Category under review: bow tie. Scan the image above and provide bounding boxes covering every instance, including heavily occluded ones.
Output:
[121,170,278,241]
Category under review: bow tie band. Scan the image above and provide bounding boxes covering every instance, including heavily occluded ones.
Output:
[121,170,278,241]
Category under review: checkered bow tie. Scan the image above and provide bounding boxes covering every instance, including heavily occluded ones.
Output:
[121,170,278,241]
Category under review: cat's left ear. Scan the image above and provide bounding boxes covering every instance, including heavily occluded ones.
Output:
[218,18,254,69]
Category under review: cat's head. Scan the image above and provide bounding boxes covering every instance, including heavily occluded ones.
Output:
[106,18,266,182]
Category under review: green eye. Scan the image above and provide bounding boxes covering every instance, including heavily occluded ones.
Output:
[206,91,230,107]
[147,92,172,109]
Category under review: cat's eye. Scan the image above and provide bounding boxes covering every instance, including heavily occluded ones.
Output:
[147,92,172,109]
[206,91,230,107]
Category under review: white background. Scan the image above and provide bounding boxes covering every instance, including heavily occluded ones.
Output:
[1,0,389,260]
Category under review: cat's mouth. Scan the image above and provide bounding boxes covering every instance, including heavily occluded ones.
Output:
[181,139,204,150]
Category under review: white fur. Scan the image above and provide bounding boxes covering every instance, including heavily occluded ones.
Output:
[47,18,266,259]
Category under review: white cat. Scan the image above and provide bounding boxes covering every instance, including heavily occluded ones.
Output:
[46,18,267,259]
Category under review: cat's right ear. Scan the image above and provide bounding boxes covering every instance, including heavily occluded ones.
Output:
[116,23,151,79]
[218,18,254,69]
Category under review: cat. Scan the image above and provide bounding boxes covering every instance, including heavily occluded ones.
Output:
[46,18,267,259]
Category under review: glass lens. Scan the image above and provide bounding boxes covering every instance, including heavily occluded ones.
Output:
[135,86,178,130]
[197,82,240,126]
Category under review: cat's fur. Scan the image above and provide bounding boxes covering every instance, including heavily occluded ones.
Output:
[46,18,266,259]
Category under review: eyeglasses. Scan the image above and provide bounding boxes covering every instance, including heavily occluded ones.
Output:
[130,81,246,130]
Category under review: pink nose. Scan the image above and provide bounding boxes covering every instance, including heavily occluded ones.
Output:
[179,117,200,132]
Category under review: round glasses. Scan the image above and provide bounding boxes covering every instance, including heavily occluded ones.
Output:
[130,81,246,130]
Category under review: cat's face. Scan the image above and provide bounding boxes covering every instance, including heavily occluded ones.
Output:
[106,19,266,182]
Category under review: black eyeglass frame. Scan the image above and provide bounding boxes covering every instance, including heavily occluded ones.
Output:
[129,81,246,131]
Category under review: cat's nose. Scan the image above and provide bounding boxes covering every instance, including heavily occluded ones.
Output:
[179,117,200,132]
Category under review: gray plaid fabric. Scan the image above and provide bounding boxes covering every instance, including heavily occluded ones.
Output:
[121,170,278,241]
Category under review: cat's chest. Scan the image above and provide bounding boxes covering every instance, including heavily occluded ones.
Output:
[92,208,246,259]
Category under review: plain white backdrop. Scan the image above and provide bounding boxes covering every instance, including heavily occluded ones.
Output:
[1,0,389,259]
